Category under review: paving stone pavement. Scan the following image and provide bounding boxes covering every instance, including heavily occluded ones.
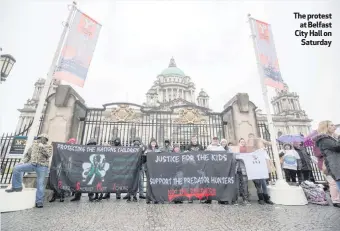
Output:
[1,198,340,231]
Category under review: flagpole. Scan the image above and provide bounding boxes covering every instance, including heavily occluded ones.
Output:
[24,2,77,154]
[247,14,283,181]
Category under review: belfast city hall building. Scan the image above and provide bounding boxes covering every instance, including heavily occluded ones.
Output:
[14,57,312,149]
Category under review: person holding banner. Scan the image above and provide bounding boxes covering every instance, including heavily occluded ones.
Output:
[220,139,231,152]
[103,137,122,200]
[246,134,273,205]
[161,139,173,152]
[206,137,225,151]
[6,134,52,208]
[49,138,77,203]
[145,138,161,204]
[124,137,144,202]
[186,136,204,151]
[70,138,102,202]
[203,137,225,204]
[173,144,181,153]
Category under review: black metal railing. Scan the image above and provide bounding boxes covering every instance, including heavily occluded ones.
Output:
[0,158,21,184]
[80,105,224,150]
[0,117,44,184]
[257,122,325,183]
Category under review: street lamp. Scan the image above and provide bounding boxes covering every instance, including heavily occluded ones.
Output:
[0,52,16,82]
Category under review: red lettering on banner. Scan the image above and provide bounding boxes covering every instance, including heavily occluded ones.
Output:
[76,182,80,191]
[96,182,103,191]
[167,188,216,202]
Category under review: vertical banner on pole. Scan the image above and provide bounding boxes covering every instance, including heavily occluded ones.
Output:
[54,10,102,87]
[251,19,284,90]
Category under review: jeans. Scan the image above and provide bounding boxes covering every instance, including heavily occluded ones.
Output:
[284,169,297,183]
[253,179,268,195]
[325,175,340,203]
[12,163,48,204]
[336,180,340,192]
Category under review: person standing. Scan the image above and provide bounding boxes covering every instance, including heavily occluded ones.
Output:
[313,121,340,194]
[293,142,313,182]
[186,136,204,151]
[161,139,173,152]
[204,137,225,204]
[70,138,100,202]
[220,139,231,152]
[49,138,77,203]
[206,137,225,151]
[307,129,340,208]
[103,137,122,200]
[246,134,274,205]
[124,137,143,202]
[281,143,300,184]
[145,138,161,204]
[239,138,247,153]
[6,134,52,208]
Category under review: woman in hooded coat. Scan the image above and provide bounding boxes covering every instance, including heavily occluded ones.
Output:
[145,138,161,204]
[313,121,340,206]
[306,129,340,207]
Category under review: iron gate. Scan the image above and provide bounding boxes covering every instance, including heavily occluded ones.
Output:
[80,103,225,150]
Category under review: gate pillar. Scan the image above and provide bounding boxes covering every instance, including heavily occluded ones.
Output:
[40,85,86,143]
[222,93,259,145]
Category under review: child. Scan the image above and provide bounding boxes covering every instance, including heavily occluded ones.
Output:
[281,143,300,185]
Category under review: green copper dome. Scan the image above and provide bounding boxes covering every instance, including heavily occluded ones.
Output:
[160,57,185,77]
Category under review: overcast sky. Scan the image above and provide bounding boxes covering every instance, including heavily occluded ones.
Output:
[0,0,339,133]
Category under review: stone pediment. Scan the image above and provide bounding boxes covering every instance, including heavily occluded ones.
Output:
[173,107,206,124]
[144,98,196,112]
[104,105,141,122]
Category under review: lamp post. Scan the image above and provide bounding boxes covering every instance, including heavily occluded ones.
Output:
[0,48,16,83]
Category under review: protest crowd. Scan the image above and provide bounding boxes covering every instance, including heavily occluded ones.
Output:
[5,120,340,209]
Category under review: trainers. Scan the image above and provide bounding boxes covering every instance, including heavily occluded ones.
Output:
[132,196,138,202]
[139,195,146,199]
[5,188,22,193]
[242,200,251,206]
[126,197,131,202]
[123,195,130,200]
[258,200,265,205]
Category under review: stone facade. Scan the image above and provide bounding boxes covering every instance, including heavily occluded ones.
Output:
[256,83,312,138]
[14,58,311,146]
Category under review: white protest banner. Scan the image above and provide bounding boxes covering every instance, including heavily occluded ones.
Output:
[236,150,268,180]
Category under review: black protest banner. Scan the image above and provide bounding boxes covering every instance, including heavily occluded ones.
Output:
[146,151,237,203]
[49,143,141,194]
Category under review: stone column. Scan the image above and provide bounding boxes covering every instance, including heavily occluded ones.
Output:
[222,93,259,144]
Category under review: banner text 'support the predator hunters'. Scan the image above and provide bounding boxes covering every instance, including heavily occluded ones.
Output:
[49,143,141,193]
[146,151,237,203]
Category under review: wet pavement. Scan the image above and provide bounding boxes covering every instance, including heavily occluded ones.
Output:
[2,197,340,231]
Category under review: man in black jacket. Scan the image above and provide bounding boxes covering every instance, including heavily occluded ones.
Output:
[123,137,144,202]
[186,136,204,151]
[103,137,122,200]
